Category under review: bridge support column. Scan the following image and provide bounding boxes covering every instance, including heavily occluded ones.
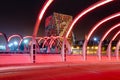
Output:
[30,37,36,63]
[97,42,102,61]
[115,40,120,61]
[6,44,9,52]
[82,40,87,61]
[107,42,112,60]
[61,37,67,62]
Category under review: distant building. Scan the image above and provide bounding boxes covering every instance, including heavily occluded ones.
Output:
[45,12,73,37]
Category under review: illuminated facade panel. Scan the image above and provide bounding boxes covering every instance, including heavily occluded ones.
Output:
[45,12,73,37]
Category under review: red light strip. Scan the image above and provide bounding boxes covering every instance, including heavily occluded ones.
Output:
[65,0,113,38]
[87,12,120,41]
[33,0,53,37]
[8,35,22,42]
[101,23,120,42]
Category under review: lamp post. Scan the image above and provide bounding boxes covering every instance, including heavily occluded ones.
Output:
[93,37,98,54]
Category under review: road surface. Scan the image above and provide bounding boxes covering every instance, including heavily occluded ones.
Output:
[0,62,120,80]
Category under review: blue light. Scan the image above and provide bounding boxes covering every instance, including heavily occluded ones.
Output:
[23,39,29,44]
[0,45,6,50]
[93,37,98,41]
[8,43,13,47]
[14,41,18,46]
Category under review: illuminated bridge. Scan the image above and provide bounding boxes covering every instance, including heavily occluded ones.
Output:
[0,0,120,64]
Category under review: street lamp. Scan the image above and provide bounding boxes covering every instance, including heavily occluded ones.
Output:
[93,37,98,42]
[93,37,98,54]
[23,39,29,44]
[14,41,18,46]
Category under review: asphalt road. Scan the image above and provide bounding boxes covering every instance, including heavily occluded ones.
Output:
[0,62,120,80]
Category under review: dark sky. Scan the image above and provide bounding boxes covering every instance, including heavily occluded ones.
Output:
[0,0,120,40]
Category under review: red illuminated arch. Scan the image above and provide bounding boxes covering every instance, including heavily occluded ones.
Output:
[8,34,23,43]
[97,23,120,60]
[49,36,63,48]
[87,12,120,41]
[115,40,120,60]
[65,0,113,38]
[38,37,45,44]
[107,30,120,60]
[33,0,53,37]
[101,23,120,42]
[82,12,120,60]
[19,36,42,45]
[23,36,33,39]
[42,37,50,48]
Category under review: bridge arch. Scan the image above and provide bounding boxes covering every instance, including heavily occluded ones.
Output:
[8,34,23,42]
[19,36,33,45]
[115,40,120,60]
[49,36,63,48]
[8,34,23,51]
[65,0,113,38]
[0,32,8,51]
[82,12,120,60]
[33,0,53,37]
[107,30,120,60]
[97,23,120,60]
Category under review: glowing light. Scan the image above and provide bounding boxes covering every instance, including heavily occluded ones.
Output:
[65,0,113,38]
[71,46,74,49]
[39,0,53,20]
[0,45,6,50]
[112,46,116,50]
[33,0,53,36]
[93,37,98,41]
[87,12,120,41]
[8,43,13,47]
[101,23,120,42]
[95,46,98,49]
[23,39,29,44]
[19,36,32,46]
[87,47,90,49]
[76,46,80,49]
[14,41,18,46]
[91,46,94,49]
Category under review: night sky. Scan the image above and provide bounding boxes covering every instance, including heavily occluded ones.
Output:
[0,0,120,40]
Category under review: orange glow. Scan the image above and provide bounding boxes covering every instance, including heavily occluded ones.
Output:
[65,0,113,38]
